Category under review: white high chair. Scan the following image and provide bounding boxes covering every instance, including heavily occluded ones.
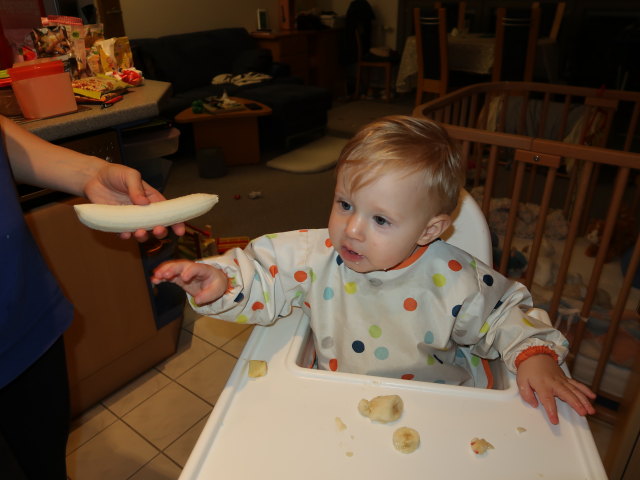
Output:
[179,192,604,480]
[442,188,492,265]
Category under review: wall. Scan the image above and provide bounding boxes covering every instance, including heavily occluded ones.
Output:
[120,0,399,48]
[120,0,281,38]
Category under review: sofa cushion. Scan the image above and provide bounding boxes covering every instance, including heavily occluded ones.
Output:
[241,84,332,149]
[232,49,273,75]
[131,28,259,95]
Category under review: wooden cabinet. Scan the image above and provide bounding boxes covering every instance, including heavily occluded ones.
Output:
[25,198,182,417]
[255,31,310,82]
[252,29,343,97]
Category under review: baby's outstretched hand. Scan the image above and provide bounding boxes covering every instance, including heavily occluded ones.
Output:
[516,354,596,425]
[152,259,227,306]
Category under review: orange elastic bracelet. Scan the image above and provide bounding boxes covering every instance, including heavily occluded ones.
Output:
[515,345,559,370]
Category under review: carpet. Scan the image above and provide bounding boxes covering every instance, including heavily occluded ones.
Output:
[266,135,348,173]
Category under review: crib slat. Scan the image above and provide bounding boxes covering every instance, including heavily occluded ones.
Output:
[481,144,500,217]
[558,94,572,141]
[524,163,560,289]
[550,160,593,330]
[537,92,551,138]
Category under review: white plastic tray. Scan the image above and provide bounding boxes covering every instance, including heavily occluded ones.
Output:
[180,309,607,480]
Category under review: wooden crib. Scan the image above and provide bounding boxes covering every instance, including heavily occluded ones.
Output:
[414,81,640,431]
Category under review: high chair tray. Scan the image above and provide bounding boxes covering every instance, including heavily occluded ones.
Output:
[179,309,606,479]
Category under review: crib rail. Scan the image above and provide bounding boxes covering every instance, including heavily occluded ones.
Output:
[415,82,640,422]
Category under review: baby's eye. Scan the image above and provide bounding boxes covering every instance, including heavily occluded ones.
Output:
[338,200,352,211]
[373,215,389,226]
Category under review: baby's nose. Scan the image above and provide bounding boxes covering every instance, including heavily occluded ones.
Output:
[346,215,365,239]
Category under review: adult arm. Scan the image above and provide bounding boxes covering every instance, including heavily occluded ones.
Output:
[1,114,185,240]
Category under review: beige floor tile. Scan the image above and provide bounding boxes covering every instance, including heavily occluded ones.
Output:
[66,420,158,480]
[188,315,251,348]
[164,416,209,468]
[129,453,182,480]
[221,325,254,357]
[177,349,238,404]
[67,404,118,454]
[156,329,217,379]
[102,368,172,417]
[123,382,211,450]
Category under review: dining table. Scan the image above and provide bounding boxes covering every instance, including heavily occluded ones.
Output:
[396,33,495,93]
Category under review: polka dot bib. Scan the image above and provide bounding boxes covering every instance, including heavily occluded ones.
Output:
[195,229,568,388]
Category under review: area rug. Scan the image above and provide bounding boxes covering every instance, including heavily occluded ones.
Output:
[266,135,348,173]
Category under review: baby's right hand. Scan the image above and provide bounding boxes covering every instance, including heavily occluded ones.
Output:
[152,259,227,306]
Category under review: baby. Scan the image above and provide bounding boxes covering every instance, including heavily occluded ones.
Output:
[152,115,595,425]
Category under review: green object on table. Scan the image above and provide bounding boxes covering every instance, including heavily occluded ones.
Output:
[191,99,204,114]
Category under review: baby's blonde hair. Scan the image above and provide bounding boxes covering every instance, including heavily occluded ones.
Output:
[336,115,464,215]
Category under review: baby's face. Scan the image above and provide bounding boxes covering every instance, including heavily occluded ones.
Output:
[328,168,438,273]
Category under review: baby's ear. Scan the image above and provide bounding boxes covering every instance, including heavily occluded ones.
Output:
[418,214,451,246]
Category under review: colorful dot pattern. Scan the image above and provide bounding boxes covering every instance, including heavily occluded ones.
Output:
[197,229,567,386]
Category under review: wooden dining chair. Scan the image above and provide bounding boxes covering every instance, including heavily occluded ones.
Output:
[532,1,566,41]
[353,26,396,102]
[531,1,565,82]
[492,6,541,82]
[413,7,449,106]
[434,1,467,32]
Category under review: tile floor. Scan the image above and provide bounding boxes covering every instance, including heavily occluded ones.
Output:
[65,301,615,479]
[65,306,253,479]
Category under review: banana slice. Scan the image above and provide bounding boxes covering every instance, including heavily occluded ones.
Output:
[248,360,268,378]
[393,427,420,454]
[357,394,403,423]
[74,193,218,232]
[470,437,494,455]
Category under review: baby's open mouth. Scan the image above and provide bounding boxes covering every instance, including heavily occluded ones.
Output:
[341,246,364,262]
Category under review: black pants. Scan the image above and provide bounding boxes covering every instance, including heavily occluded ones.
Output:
[0,337,70,479]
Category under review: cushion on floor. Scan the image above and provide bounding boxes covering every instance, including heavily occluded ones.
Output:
[266,135,347,173]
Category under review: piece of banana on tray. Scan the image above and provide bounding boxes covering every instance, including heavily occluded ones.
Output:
[393,427,421,454]
[357,394,403,423]
[248,360,268,378]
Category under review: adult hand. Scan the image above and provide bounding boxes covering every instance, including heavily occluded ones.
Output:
[84,163,186,241]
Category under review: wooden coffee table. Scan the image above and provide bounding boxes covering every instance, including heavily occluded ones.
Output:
[174,97,271,165]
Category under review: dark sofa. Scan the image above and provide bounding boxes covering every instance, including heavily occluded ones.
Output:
[130,28,332,150]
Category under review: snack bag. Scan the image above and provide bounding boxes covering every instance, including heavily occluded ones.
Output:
[33,19,86,79]
[41,16,88,78]
[96,37,133,74]
[108,67,143,86]
[31,26,71,57]
[85,45,102,76]
[72,74,130,102]
[83,24,104,49]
